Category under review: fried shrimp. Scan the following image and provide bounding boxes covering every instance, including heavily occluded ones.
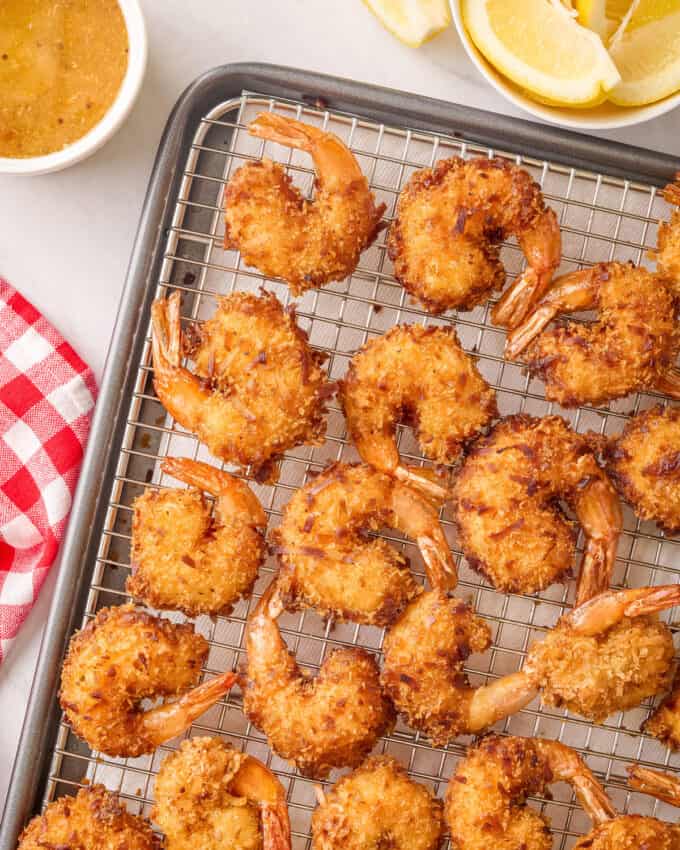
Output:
[17,786,160,850]
[311,755,444,850]
[273,462,457,627]
[505,262,680,406]
[387,156,561,318]
[381,589,538,746]
[526,585,680,722]
[153,737,291,850]
[452,415,622,602]
[242,582,394,779]
[603,405,680,534]
[59,605,236,757]
[445,736,615,850]
[644,672,680,750]
[223,113,385,294]
[340,324,497,498]
[570,766,680,849]
[151,290,331,479]
[656,176,680,283]
[128,458,266,616]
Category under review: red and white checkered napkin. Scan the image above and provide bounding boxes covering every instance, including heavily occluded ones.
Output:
[0,279,96,663]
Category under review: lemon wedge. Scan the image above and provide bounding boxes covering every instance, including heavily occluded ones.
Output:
[574,0,633,37]
[362,0,451,47]
[608,0,680,105]
[462,0,621,106]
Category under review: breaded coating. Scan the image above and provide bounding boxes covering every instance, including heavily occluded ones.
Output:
[312,755,443,850]
[604,405,680,534]
[151,290,332,480]
[574,817,680,849]
[453,415,622,601]
[446,736,615,850]
[340,324,497,484]
[224,114,385,295]
[273,462,457,627]
[128,459,266,617]
[60,605,235,757]
[656,176,680,286]
[506,262,680,406]
[527,614,675,722]
[17,786,160,850]
[154,737,290,850]
[242,584,395,779]
[387,157,560,319]
[645,673,680,750]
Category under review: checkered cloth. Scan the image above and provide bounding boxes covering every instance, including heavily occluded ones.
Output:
[0,280,96,663]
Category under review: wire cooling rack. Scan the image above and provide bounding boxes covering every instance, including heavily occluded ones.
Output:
[41,93,679,848]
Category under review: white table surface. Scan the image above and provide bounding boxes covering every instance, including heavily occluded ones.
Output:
[2,0,680,815]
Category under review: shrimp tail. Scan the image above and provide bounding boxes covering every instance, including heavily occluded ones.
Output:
[538,743,616,826]
[628,765,680,807]
[492,267,546,329]
[261,803,293,850]
[395,464,451,505]
[575,478,623,607]
[151,291,182,369]
[567,585,680,637]
[467,671,538,732]
[249,112,325,151]
[140,670,236,747]
[418,535,458,593]
[656,368,680,400]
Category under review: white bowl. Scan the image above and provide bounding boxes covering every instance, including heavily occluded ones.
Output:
[0,0,147,176]
[450,0,680,130]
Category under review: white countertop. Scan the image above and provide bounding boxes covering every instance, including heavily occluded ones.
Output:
[2,0,680,815]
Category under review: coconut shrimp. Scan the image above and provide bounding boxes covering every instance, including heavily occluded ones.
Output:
[241,582,395,779]
[151,290,331,480]
[340,324,497,498]
[128,458,266,616]
[17,786,160,850]
[645,672,680,750]
[381,589,539,746]
[311,755,444,850]
[526,585,680,722]
[387,156,561,318]
[656,176,680,284]
[223,114,385,294]
[59,605,236,757]
[570,766,680,849]
[505,262,680,406]
[453,415,622,602]
[446,736,615,850]
[273,462,457,627]
[154,737,291,850]
[603,405,680,535]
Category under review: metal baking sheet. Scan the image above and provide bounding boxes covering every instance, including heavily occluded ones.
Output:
[3,63,680,850]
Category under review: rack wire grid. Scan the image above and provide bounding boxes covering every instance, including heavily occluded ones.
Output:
[41,93,679,848]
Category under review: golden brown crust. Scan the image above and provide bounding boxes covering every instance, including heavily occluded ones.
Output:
[224,159,384,295]
[527,614,675,721]
[381,590,491,746]
[446,737,562,850]
[387,157,556,314]
[573,816,680,849]
[452,414,615,595]
[524,263,679,407]
[340,323,497,470]
[311,755,443,850]
[273,463,422,626]
[165,290,332,477]
[17,786,161,850]
[153,738,261,850]
[59,605,208,757]
[127,485,265,617]
[604,405,680,534]
[644,673,680,750]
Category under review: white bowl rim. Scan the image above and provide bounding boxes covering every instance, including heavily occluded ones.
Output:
[0,0,147,176]
[450,0,680,131]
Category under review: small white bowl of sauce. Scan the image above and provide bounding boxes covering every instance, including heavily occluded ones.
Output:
[0,0,147,176]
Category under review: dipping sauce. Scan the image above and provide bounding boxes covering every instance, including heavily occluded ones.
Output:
[0,1,128,159]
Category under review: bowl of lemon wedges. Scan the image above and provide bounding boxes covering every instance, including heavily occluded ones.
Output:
[363,0,680,129]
